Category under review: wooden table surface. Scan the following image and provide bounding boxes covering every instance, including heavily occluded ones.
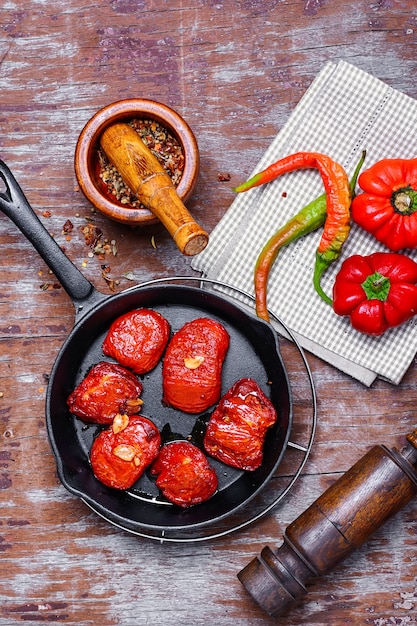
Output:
[1,2,417,625]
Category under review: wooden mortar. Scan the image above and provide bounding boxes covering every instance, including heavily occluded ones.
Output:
[100,122,209,256]
[238,429,417,618]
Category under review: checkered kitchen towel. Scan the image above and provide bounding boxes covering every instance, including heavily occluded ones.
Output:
[192,60,417,385]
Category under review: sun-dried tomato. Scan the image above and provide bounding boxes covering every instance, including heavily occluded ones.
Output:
[90,414,161,490]
[67,361,143,425]
[151,440,218,508]
[203,378,277,471]
[103,308,170,374]
[162,317,229,413]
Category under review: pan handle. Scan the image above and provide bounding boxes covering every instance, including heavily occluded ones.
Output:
[0,159,98,308]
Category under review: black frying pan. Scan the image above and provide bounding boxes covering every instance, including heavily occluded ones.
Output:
[0,160,292,540]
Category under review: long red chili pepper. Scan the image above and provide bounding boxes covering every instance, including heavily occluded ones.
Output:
[233,151,365,321]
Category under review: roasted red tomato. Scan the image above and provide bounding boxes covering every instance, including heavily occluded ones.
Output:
[151,440,218,508]
[203,378,277,471]
[90,414,161,490]
[67,361,143,425]
[162,317,230,413]
[102,308,170,374]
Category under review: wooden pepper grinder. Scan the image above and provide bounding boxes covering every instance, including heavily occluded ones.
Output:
[238,429,417,618]
[100,123,209,256]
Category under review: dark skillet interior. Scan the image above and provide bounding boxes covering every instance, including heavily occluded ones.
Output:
[46,284,292,534]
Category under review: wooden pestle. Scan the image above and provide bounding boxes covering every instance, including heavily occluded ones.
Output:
[100,123,209,256]
[238,429,417,618]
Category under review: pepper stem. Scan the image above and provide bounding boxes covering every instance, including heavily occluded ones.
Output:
[392,186,417,215]
[313,253,333,305]
[361,271,390,301]
[350,150,367,195]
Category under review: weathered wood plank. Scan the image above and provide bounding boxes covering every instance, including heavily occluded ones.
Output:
[1,1,417,624]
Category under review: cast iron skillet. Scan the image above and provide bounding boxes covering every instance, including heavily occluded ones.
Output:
[0,160,292,539]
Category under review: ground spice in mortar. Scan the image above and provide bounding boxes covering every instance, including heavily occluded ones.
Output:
[98,119,185,209]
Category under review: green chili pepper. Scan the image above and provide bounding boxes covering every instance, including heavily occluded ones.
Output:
[234,151,366,321]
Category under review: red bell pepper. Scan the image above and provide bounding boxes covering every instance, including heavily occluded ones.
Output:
[67,361,143,425]
[332,252,417,335]
[162,317,230,413]
[352,157,417,251]
[203,377,277,471]
[90,414,161,490]
[150,440,218,508]
[103,308,170,375]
